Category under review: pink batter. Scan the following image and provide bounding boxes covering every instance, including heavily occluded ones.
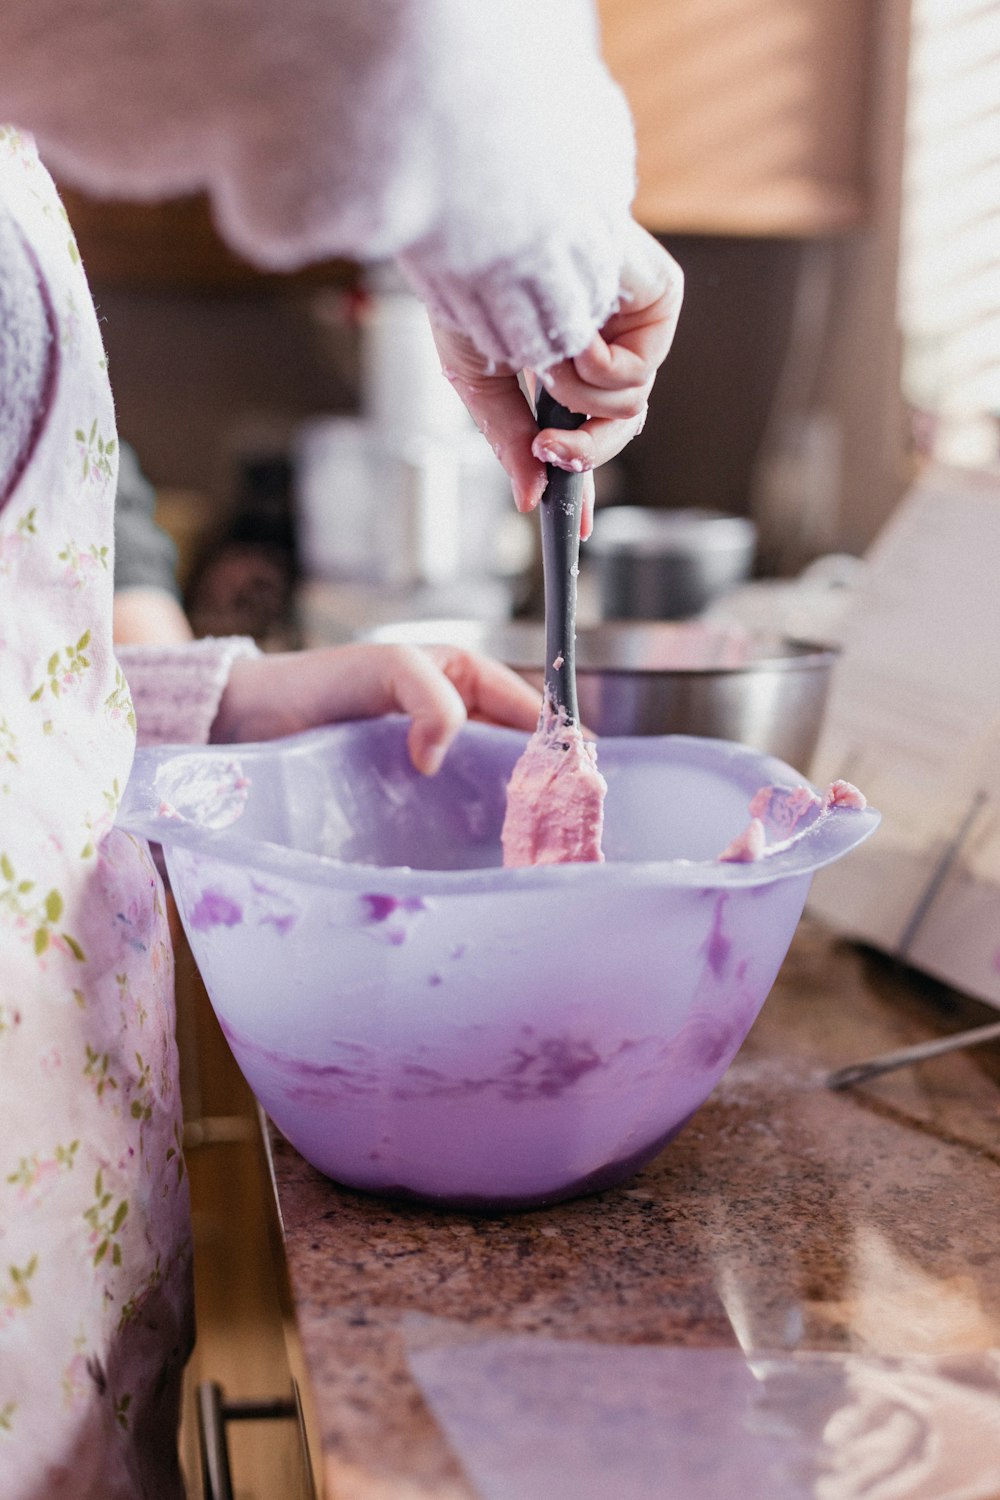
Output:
[719,778,866,863]
[502,709,607,867]
[824,779,867,811]
[717,817,766,864]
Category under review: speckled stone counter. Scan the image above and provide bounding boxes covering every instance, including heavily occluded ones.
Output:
[262,919,1000,1498]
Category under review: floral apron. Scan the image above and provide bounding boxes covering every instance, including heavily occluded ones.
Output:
[0,132,191,1499]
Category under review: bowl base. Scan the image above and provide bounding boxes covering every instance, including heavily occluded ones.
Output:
[309,1111,698,1215]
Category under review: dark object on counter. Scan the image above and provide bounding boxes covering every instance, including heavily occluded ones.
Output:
[827,1017,1000,1090]
[185,454,301,648]
[365,618,837,771]
[587,505,757,620]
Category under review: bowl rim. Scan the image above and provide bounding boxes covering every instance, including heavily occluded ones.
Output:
[122,720,878,897]
[511,632,840,678]
[365,619,840,677]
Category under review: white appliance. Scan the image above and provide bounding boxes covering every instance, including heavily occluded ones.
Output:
[293,271,530,631]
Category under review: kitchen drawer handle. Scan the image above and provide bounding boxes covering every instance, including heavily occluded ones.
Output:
[196,1380,304,1500]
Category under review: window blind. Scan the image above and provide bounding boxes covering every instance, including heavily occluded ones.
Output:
[899,0,1000,464]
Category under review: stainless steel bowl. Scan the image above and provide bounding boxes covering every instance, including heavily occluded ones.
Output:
[586,507,757,620]
[365,619,838,771]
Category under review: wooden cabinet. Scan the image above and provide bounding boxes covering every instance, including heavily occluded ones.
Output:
[58,186,353,292]
[599,0,877,235]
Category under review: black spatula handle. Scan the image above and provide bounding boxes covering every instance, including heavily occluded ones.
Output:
[536,386,587,724]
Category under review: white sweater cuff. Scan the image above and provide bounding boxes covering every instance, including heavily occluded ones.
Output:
[398,213,627,374]
[117,636,261,748]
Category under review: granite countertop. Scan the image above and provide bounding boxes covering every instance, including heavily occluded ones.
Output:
[262,918,1000,1499]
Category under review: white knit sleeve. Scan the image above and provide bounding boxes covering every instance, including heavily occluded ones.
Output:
[0,0,635,372]
[116,637,260,748]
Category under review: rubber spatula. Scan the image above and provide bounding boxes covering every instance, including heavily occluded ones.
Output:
[500,388,607,866]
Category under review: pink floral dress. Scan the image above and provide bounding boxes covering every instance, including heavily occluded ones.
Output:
[0,134,191,1499]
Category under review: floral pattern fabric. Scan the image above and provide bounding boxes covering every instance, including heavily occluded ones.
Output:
[0,134,191,1499]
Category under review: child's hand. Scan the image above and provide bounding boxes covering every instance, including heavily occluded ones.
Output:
[210,642,542,775]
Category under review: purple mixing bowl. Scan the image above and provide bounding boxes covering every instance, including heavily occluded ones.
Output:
[117,719,878,1209]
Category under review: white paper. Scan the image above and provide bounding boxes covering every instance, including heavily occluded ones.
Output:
[808,464,1000,1004]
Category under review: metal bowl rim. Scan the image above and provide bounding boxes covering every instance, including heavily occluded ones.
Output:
[364,619,839,676]
[504,629,839,678]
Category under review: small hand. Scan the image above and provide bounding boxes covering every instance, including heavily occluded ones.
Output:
[211,643,541,775]
[432,221,683,539]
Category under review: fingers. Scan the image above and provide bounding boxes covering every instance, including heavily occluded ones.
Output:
[380,644,540,776]
[431,323,546,514]
[532,224,682,472]
[450,368,546,515]
[532,403,649,476]
[571,333,649,391]
[213,642,542,776]
[391,652,471,777]
[423,645,541,729]
[546,224,682,405]
[613,219,685,360]
[541,342,654,412]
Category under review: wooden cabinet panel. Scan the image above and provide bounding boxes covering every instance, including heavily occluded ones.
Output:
[58,187,354,291]
[599,0,876,235]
